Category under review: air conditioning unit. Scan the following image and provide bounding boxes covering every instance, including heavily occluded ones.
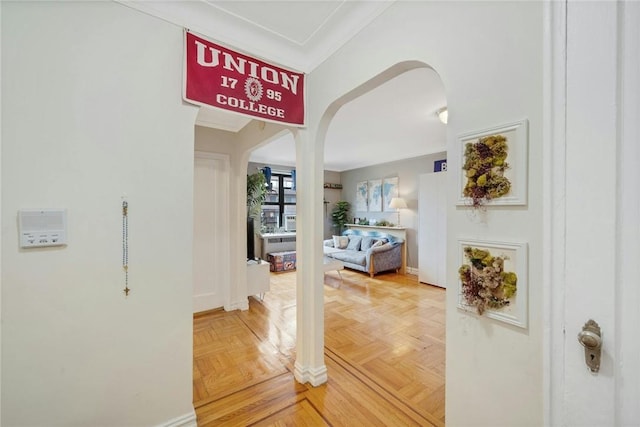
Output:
[284,214,296,232]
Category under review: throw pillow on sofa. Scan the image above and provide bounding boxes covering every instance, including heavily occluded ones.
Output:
[371,239,384,249]
[346,235,362,251]
[360,236,374,251]
[332,235,349,249]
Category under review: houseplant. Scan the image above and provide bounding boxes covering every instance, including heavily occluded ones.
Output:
[331,200,351,234]
[247,171,267,220]
[246,170,267,259]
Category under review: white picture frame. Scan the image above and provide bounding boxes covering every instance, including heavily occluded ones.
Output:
[457,119,528,206]
[457,239,528,329]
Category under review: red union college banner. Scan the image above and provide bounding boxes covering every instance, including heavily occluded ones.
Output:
[184,31,305,126]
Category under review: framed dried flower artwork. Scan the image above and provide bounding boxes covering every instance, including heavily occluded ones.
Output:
[457,119,528,207]
[457,239,528,329]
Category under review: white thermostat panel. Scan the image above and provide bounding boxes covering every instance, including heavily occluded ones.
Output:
[18,209,67,248]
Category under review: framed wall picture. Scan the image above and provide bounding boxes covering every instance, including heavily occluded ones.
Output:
[355,181,368,212]
[383,177,399,212]
[368,179,382,212]
[457,119,528,207]
[457,239,528,329]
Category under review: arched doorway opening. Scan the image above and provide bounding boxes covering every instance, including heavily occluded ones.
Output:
[315,61,448,424]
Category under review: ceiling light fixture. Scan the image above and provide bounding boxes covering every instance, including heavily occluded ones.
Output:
[436,107,448,124]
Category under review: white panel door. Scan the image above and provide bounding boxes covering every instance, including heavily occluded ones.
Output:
[193,152,230,313]
[418,172,446,287]
[547,1,640,424]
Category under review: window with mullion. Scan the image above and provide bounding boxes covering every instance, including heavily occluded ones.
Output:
[261,174,296,232]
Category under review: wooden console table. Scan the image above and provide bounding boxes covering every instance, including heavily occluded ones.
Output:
[345,224,407,275]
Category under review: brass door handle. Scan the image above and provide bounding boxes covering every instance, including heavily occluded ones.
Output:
[577,319,602,373]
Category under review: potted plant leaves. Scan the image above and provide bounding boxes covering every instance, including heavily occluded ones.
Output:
[331,200,351,234]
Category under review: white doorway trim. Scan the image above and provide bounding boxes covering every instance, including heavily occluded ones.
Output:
[615,1,640,423]
[542,1,567,423]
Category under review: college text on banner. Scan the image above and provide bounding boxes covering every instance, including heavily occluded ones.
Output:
[184,31,305,126]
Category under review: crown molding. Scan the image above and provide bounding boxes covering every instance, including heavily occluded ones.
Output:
[115,0,395,73]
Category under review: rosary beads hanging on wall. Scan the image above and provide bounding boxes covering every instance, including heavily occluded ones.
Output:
[122,199,130,297]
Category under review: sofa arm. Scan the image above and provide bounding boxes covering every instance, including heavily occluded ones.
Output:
[366,243,402,276]
[368,242,395,254]
[323,239,335,247]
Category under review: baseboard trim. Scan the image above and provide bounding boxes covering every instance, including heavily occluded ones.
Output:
[406,266,418,276]
[294,362,328,386]
[224,298,249,311]
[157,409,197,427]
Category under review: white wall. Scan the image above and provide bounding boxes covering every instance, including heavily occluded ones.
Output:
[2,3,197,425]
[305,2,543,425]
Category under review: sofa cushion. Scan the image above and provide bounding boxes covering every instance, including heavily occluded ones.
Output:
[324,246,345,256]
[331,250,366,266]
[346,235,362,251]
[360,236,374,251]
[333,235,349,249]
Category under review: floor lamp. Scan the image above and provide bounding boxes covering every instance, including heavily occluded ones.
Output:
[389,197,407,226]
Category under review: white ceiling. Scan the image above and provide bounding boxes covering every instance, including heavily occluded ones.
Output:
[118,0,447,172]
[249,67,447,171]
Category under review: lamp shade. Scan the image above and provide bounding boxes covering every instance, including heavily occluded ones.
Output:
[389,197,407,209]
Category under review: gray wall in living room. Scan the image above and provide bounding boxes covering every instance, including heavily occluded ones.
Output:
[340,152,447,270]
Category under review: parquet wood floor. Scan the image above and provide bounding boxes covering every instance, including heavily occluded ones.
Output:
[193,269,446,426]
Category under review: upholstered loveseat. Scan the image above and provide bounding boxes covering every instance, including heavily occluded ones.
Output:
[323,229,404,277]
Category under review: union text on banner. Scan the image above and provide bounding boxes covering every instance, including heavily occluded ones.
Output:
[184,31,305,126]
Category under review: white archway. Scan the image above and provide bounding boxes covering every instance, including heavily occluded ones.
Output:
[293,61,447,387]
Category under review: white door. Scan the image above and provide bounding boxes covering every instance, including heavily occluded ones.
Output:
[546,1,640,424]
[193,152,230,313]
[418,172,447,287]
